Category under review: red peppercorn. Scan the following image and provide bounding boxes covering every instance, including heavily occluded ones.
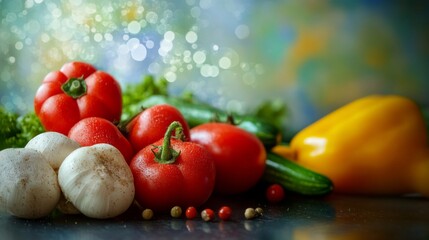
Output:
[218,206,232,221]
[185,206,198,220]
[266,183,285,203]
[201,208,215,222]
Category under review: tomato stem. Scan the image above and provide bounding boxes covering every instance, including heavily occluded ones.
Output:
[152,121,183,164]
[117,107,146,137]
[226,114,235,124]
[61,77,87,99]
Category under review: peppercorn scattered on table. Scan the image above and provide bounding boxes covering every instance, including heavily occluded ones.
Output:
[1,193,428,239]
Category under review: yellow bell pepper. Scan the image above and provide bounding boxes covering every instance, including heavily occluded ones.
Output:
[273,95,429,196]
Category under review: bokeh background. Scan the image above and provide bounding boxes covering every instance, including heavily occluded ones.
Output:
[1,0,428,132]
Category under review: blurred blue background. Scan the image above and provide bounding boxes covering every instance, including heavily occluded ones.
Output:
[1,0,428,132]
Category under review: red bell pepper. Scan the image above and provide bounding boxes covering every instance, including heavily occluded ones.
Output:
[34,62,122,135]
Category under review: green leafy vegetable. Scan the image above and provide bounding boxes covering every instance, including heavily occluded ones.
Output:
[252,99,294,142]
[121,75,169,121]
[121,75,290,139]
[0,108,45,150]
[0,108,20,149]
[252,99,287,133]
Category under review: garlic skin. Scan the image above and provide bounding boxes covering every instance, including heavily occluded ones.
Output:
[0,148,61,219]
[56,192,81,215]
[25,131,80,170]
[25,131,81,215]
[58,144,135,219]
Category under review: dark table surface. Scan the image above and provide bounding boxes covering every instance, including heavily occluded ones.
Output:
[1,191,429,240]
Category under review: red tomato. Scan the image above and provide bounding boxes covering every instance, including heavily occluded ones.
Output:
[126,104,190,152]
[68,117,134,163]
[190,123,266,195]
[34,62,122,135]
[130,121,215,212]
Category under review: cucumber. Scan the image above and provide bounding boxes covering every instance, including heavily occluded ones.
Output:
[140,95,281,149]
[264,152,334,196]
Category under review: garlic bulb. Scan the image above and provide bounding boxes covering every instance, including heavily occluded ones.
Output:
[25,131,81,215]
[0,148,60,219]
[58,144,135,219]
[25,131,80,170]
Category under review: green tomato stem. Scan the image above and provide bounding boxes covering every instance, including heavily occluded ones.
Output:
[117,107,146,137]
[61,77,87,99]
[153,121,183,164]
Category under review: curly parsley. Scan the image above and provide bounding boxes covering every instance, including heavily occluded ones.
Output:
[0,108,44,150]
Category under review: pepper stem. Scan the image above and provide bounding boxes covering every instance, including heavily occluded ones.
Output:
[61,77,87,99]
[152,121,183,164]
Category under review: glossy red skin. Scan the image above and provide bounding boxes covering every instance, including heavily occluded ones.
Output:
[127,104,190,152]
[185,206,198,220]
[68,117,134,163]
[34,62,122,135]
[201,209,215,222]
[218,206,232,221]
[130,138,216,212]
[190,123,266,195]
[266,184,285,203]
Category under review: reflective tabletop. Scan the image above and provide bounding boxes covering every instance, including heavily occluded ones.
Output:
[1,191,428,240]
